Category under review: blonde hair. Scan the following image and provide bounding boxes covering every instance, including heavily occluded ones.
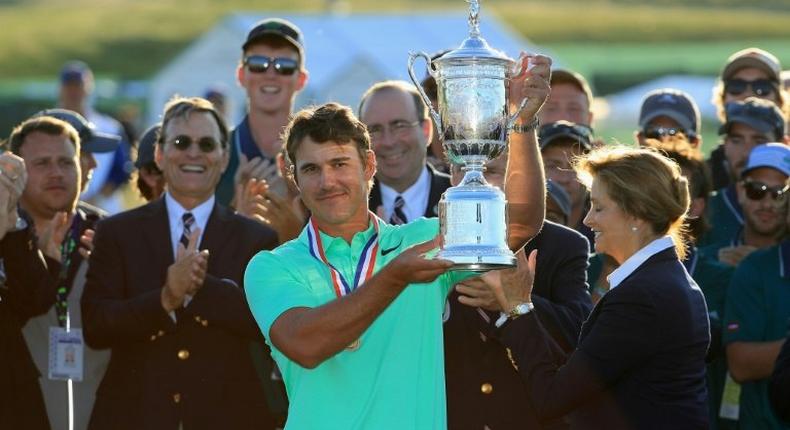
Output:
[574,146,691,259]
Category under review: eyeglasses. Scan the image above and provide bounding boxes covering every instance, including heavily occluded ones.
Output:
[643,126,690,140]
[168,135,221,153]
[243,55,298,76]
[724,79,777,97]
[367,120,421,141]
[741,180,790,201]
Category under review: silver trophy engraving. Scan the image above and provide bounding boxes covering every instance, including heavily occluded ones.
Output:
[408,0,527,271]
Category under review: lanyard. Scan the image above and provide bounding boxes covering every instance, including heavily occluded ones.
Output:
[54,217,82,328]
[306,215,380,297]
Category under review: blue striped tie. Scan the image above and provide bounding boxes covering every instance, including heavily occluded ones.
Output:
[180,212,195,249]
[390,195,408,225]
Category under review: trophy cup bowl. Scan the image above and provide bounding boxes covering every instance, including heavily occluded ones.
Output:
[407,0,527,271]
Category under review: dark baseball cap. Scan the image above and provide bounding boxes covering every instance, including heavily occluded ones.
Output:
[134,123,161,169]
[33,109,121,153]
[719,98,785,139]
[539,121,593,151]
[722,48,782,84]
[639,89,700,138]
[243,18,304,57]
[60,60,92,84]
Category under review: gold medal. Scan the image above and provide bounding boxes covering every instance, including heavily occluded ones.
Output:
[346,338,361,351]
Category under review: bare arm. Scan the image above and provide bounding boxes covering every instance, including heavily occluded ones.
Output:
[505,54,551,250]
[269,238,453,369]
[727,340,786,383]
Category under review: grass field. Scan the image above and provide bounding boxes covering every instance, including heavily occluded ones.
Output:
[1,0,789,79]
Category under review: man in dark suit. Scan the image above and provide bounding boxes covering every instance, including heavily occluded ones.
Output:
[359,80,450,223]
[443,153,593,429]
[81,97,278,429]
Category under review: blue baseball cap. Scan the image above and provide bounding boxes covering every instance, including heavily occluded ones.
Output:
[34,109,121,153]
[741,143,790,178]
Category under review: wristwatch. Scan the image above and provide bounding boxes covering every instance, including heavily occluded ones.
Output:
[507,302,534,320]
[511,117,540,134]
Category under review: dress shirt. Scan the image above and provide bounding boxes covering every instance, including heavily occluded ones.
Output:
[607,235,675,289]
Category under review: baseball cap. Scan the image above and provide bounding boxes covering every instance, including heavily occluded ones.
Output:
[550,69,594,105]
[34,109,121,153]
[639,89,700,138]
[60,60,92,84]
[539,121,593,151]
[719,98,785,139]
[242,18,304,58]
[134,123,161,169]
[722,48,782,83]
[740,143,790,178]
[546,180,572,221]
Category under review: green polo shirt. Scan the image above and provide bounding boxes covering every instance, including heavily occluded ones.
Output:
[723,241,790,430]
[245,216,469,430]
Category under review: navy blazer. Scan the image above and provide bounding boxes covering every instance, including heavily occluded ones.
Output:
[500,247,710,430]
[444,221,593,430]
[82,198,278,430]
[368,164,450,219]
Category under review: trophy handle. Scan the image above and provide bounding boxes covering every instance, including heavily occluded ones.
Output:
[407,51,443,136]
[507,57,530,130]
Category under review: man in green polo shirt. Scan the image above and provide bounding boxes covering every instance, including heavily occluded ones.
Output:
[245,54,550,429]
[723,143,790,430]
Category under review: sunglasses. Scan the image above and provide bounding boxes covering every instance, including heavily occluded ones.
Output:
[243,55,299,76]
[724,79,777,97]
[742,180,790,201]
[169,135,220,153]
[643,126,689,140]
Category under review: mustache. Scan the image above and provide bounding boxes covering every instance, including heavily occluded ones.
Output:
[315,187,348,199]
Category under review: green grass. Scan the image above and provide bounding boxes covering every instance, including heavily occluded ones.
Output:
[1,0,789,80]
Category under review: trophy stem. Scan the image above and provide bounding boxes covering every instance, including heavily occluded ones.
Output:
[458,168,489,187]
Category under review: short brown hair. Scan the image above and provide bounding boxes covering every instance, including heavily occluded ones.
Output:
[283,102,370,167]
[159,96,229,148]
[6,116,80,155]
[574,146,691,259]
[358,80,428,123]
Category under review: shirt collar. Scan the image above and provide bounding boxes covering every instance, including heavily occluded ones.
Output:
[607,236,675,289]
[379,166,431,219]
[164,191,214,234]
[299,213,382,253]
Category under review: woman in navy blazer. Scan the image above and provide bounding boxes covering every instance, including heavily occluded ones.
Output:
[483,147,710,430]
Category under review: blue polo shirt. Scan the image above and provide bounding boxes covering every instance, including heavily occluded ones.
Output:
[245,216,471,430]
[723,240,790,430]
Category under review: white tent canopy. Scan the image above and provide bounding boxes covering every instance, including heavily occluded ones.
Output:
[147,11,538,125]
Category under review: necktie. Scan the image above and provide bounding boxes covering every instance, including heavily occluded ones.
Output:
[180,212,195,249]
[390,195,408,225]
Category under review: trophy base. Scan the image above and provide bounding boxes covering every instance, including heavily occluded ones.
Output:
[438,246,516,272]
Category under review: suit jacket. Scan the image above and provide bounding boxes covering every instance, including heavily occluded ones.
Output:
[444,221,593,430]
[81,198,278,430]
[500,247,710,430]
[0,222,57,430]
[368,164,450,219]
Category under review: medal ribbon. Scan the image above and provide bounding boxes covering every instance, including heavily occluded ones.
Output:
[306,215,379,297]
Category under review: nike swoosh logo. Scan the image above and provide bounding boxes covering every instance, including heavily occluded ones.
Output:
[380,240,403,256]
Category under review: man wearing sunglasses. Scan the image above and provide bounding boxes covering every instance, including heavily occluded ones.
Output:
[723,143,790,430]
[702,97,787,252]
[708,48,787,190]
[359,80,451,225]
[81,97,279,429]
[636,88,702,154]
[215,18,308,208]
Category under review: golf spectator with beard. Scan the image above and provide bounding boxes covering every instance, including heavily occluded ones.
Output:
[702,97,787,250]
[358,80,450,224]
[723,143,790,430]
[708,48,788,190]
[14,111,115,430]
[216,18,308,207]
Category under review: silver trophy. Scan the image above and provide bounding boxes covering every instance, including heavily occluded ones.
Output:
[408,0,527,271]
